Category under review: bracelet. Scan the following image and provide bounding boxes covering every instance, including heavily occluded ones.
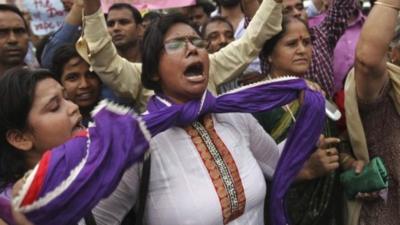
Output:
[374,1,400,11]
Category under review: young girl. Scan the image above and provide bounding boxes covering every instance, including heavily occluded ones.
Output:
[0,67,151,225]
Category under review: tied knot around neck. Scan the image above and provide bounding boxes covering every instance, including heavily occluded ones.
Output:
[143,91,217,136]
[143,78,326,225]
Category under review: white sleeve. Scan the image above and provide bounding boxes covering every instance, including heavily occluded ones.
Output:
[207,0,282,93]
[242,114,280,179]
[92,164,140,225]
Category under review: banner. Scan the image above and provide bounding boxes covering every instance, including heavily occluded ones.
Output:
[101,0,196,11]
[23,0,66,36]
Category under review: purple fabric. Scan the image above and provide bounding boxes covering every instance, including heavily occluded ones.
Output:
[0,185,13,224]
[24,108,150,225]
[0,196,13,224]
[269,85,325,225]
[142,79,307,137]
[304,0,355,97]
[309,10,365,93]
[144,78,325,225]
[16,78,324,225]
[332,11,364,92]
[308,13,325,28]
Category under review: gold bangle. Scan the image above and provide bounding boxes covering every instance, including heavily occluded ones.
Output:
[374,1,400,11]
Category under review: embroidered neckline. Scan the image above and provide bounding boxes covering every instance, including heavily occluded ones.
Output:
[185,114,246,224]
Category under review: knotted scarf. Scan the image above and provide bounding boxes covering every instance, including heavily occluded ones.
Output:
[9,77,325,225]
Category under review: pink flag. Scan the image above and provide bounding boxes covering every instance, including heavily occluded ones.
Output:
[101,0,196,11]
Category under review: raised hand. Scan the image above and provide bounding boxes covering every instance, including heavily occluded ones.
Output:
[83,0,102,15]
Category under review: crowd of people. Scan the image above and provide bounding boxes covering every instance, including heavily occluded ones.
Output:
[0,0,399,224]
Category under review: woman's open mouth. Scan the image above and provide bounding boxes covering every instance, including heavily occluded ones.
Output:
[72,116,85,134]
[184,62,205,82]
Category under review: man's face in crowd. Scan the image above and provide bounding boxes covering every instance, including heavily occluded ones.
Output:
[282,0,308,21]
[0,10,29,69]
[107,8,141,49]
[204,20,234,53]
[61,0,74,12]
[190,6,209,28]
[175,6,191,18]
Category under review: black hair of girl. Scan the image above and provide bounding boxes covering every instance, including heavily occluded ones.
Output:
[260,16,311,74]
[141,13,200,93]
[0,67,53,191]
[51,44,82,82]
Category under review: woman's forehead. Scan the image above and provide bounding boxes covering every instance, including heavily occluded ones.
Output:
[34,78,62,97]
[284,21,309,36]
[287,19,308,31]
[164,23,198,40]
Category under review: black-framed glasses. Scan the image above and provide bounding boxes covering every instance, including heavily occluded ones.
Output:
[163,36,208,54]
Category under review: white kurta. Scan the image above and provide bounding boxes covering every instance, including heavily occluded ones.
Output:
[93,113,279,225]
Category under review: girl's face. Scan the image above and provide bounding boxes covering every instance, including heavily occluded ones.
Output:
[157,23,210,104]
[24,78,84,153]
[269,20,312,78]
[61,57,101,111]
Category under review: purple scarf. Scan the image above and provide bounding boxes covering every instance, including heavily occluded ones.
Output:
[143,77,325,225]
[9,77,324,225]
[0,198,12,223]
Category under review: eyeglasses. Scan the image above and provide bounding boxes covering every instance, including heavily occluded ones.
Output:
[163,36,208,54]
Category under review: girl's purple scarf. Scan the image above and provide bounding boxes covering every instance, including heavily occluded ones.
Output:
[0,187,13,224]
[8,77,324,225]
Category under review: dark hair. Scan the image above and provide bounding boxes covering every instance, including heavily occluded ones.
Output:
[35,34,52,66]
[201,16,234,39]
[141,13,200,92]
[215,0,240,8]
[109,3,143,24]
[51,44,81,81]
[0,4,29,30]
[143,11,161,23]
[195,1,216,16]
[0,67,53,190]
[260,16,311,74]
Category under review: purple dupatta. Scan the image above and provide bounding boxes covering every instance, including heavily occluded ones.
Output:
[9,77,324,225]
[143,77,325,225]
[0,192,12,224]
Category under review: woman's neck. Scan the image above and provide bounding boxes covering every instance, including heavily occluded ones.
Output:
[269,71,284,79]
